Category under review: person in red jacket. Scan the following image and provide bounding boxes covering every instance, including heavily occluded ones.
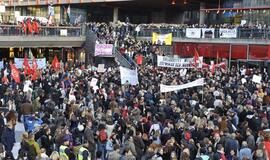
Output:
[32,19,39,34]
[20,21,26,34]
[26,18,32,35]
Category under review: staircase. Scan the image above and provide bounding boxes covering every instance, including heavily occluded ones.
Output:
[84,26,138,69]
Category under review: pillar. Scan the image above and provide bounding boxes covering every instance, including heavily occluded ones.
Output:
[199,2,206,25]
[113,7,118,23]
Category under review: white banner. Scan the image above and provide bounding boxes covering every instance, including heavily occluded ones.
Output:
[120,66,139,85]
[219,28,237,38]
[202,28,215,38]
[186,28,201,38]
[14,58,46,69]
[160,78,205,93]
[157,56,203,68]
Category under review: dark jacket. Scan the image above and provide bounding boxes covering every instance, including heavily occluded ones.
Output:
[84,126,96,152]
[133,136,145,159]
[1,126,15,157]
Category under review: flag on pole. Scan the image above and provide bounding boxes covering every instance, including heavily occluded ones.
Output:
[52,55,60,70]
[23,56,32,75]
[32,57,38,70]
[216,51,219,64]
[194,49,200,64]
[2,68,9,85]
[31,57,38,80]
[10,63,20,83]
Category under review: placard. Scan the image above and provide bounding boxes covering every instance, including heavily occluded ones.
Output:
[202,28,215,38]
[95,44,113,56]
[97,64,105,73]
[60,29,67,36]
[186,28,201,38]
[219,28,237,38]
[120,66,139,85]
[152,33,172,45]
[0,6,5,13]
[252,75,262,84]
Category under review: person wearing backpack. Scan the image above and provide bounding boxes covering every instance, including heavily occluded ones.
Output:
[27,133,41,160]
[97,124,107,160]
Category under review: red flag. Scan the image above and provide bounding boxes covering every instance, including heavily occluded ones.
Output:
[211,63,215,75]
[216,51,219,64]
[194,49,200,64]
[32,58,38,70]
[23,56,32,75]
[31,58,38,81]
[10,63,20,83]
[2,76,9,85]
[215,62,227,72]
[202,62,209,68]
[52,56,60,70]
[31,70,37,81]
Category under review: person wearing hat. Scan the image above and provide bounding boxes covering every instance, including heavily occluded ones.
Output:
[78,142,91,160]
[59,136,72,160]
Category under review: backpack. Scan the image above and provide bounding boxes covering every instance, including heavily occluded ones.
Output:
[27,143,37,160]
[99,129,107,142]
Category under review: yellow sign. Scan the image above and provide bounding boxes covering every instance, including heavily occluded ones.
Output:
[152,32,172,45]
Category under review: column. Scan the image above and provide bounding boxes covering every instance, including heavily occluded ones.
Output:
[113,7,118,23]
[199,2,206,25]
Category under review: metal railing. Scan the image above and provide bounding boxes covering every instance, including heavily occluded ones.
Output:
[0,25,84,37]
[137,28,270,39]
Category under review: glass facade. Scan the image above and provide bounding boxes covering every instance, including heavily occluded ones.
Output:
[224,0,270,8]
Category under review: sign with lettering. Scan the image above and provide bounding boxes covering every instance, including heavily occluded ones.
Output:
[157,56,203,68]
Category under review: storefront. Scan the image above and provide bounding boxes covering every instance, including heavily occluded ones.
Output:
[0,47,85,63]
[2,4,86,25]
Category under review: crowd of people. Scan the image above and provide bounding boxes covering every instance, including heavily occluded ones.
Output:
[0,57,270,160]
[0,21,269,160]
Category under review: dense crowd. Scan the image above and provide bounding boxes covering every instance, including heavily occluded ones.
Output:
[0,61,270,160]
[0,21,269,160]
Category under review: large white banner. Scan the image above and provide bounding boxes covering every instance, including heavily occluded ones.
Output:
[186,28,201,38]
[160,78,205,93]
[219,28,237,38]
[202,28,215,38]
[14,58,46,69]
[120,66,139,85]
[157,56,203,68]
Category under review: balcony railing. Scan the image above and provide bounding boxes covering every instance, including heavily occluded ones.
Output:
[137,28,270,39]
[0,25,84,37]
